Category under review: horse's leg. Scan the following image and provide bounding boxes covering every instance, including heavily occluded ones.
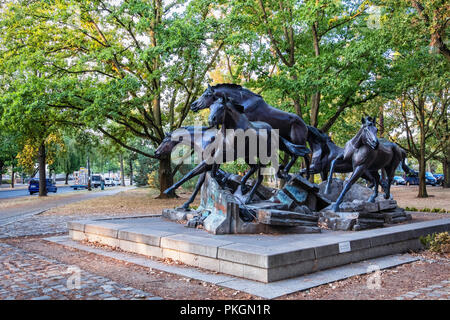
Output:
[383,165,397,200]
[164,161,211,195]
[325,155,343,194]
[366,170,380,203]
[321,165,329,183]
[332,165,367,212]
[283,155,297,178]
[240,165,258,194]
[303,155,311,180]
[245,167,263,204]
[178,172,206,210]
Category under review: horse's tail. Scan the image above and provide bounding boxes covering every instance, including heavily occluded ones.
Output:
[280,137,311,157]
[306,125,328,144]
[400,150,412,175]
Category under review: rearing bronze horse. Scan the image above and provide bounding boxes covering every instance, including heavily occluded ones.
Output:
[191,84,313,178]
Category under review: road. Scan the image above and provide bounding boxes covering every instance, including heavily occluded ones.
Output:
[0,185,76,200]
[0,186,133,226]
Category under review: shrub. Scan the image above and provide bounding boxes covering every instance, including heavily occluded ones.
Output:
[420,232,450,253]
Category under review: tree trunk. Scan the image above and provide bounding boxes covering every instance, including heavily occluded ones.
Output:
[38,141,47,197]
[87,156,92,191]
[310,19,321,128]
[120,154,125,186]
[11,163,14,188]
[418,105,428,198]
[129,158,133,186]
[157,156,176,198]
[0,163,3,186]
[443,108,450,188]
[444,152,450,188]
[65,172,69,185]
[378,104,384,138]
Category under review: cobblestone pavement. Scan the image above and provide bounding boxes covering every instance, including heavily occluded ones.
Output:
[395,279,450,300]
[0,243,161,300]
[0,214,108,239]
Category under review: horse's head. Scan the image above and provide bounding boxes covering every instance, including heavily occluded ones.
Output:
[154,132,180,159]
[360,116,379,150]
[208,96,244,129]
[191,84,217,112]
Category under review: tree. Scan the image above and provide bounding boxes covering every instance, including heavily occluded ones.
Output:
[221,0,391,131]
[0,74,65,196]
[377,0,449,61]
[0,0,225,197]
[378,0,450,193]
[0,132,19,187]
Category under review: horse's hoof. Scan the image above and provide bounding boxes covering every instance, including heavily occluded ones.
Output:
[177,204,190,211]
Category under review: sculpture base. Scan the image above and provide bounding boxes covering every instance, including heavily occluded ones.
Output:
[162,172,325,234]
[319,199,412,231]
[68,216,450,283]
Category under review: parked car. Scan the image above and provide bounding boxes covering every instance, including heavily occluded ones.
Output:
[433,174,444,186]
[393,176,406,185]
[404,171,437,186]
[104,177,114,187]
[404,171,419,185]
[28,178,57,195]
[425,172,437,186]
[91,174,104,188]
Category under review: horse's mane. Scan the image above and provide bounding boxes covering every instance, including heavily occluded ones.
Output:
[212,83,262,98]
[307,125,329,144]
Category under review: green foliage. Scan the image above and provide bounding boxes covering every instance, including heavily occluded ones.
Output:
[420,232,450,253]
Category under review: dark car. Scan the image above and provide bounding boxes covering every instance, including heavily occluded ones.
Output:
[434,174,444,186]
[404,171,419,185]
[425,172,437,186]
[393,176,406,185]
[28,178,57,195]
[404,171,437,186]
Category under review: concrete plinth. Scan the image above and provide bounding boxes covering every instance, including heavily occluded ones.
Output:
[68,216,450,283]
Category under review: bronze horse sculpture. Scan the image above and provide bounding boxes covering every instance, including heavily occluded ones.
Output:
[191,84,315,178]
[207,96,310,203]
[155,126,219,210]
[162,96,310,204]
[325,116,410,211]
[303,125,379,183]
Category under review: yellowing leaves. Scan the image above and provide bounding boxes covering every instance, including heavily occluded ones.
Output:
[16,133,65,173]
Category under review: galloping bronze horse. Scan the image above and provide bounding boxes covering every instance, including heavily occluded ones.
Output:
[207,96,310,203]
[191,84,314,178]
[325,116,410,211]
[303,125,378,183]
[155,126,217,210]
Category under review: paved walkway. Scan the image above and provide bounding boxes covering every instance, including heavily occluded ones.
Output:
[0,243,160,300]
[395,279,450,300]
[0,214,110,239]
